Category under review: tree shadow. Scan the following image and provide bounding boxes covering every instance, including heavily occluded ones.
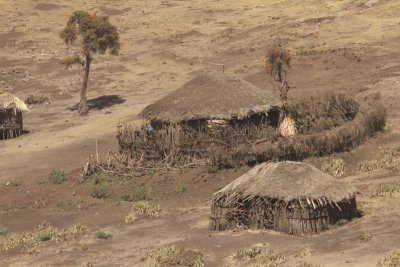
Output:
[67,95,126,111]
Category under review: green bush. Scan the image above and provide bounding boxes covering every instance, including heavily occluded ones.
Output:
[88,171,114,184]
[49,169,67,184]
[0,227,8,236]
[91,183,112,199]
[25,95,49,105]
[121,184,151,202]
[95,231,112,239]
[174,183,186,193]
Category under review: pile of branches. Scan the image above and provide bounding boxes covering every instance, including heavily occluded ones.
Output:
[212,96,385,167]
[81,149,204,179]
[117,122,280,167]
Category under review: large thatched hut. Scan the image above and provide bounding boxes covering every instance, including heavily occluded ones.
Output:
[0,92,29,139]
[139,71,280,130]
[210,161,359,235]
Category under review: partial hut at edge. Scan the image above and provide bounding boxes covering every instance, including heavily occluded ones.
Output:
[139,71,281,131]
[210,161,359,235]
[0,92,29,139]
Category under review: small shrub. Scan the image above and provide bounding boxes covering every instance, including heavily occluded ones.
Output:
[91,183,112,199]
[234,247,262,261]
[257,249,286,266]
[88,171,114,185]
[377,251,400,267]
[125,202,161,224]
[0,227,8,236]
[32,194,48,208]
[49,169,67,184]
[25,95,50,105]
[121,184,151,202]
[95,231,112,239]
[174,183,186,193]
[321,158,345,178]
[143,245,204,267]
[36,221,57,241]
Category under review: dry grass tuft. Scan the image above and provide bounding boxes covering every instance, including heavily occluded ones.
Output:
[233,247,262,261]
[0,221,87,254]
[257,249,286,267]
[297,248,316,259]
[143,245,204,267]
[125,202,162,224]
[322,158,345,178]
[377,251,400,267]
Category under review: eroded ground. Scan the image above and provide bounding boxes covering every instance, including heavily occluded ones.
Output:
[0,0,400,266]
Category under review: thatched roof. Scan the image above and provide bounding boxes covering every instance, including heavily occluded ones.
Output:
[215,161,358,205]
[139,71,279,123]
[0,92,29,112]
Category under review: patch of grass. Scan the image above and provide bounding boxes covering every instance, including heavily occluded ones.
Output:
[25,95,49,105]
[32,194,48,208]
[174,183,186,193]
[49,169,67,184]
[373,183,400,198]
[88,171,114,185]
[358,145,400,172]
[143,245,204,267]
[297,248,316,259]
[0,227,8,236]
[125,202,162,224]
[95,231,112,239]
[377,251,400,267]
[257,249,286,266]
[321,158,345,178]
[3,221,87,254]
[234,247,262,261]
[91,183,112,199]
[121,184,151,202]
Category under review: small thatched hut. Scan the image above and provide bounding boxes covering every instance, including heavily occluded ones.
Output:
[139,71,280,130]
[0,92,29,139]
[210,161,359,235]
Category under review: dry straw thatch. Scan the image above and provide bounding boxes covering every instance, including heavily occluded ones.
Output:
[0,92,29,112]
[210,161,359,235]
[139,71,280,123]
[0,92,29,139]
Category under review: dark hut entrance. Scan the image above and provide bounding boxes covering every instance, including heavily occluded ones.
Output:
[210,161,359,235]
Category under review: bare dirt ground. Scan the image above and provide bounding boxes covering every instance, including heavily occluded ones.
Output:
[0,0,400,266]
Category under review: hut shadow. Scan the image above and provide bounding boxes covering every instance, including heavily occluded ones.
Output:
[67,95,126,111]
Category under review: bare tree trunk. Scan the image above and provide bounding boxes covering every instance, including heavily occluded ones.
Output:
[78,52,91,115]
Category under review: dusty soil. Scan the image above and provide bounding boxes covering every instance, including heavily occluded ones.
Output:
[0,0,400,266]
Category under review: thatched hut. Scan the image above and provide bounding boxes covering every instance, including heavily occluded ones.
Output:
[210,161,359,235]
[0,92,29,139]
[139,71,280,130]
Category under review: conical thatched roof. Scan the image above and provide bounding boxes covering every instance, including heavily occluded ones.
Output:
[139,71,279,123]
[0,92,29,112]
[215,161,358,204]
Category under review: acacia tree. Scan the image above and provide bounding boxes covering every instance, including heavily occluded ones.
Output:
[60,11,120,115]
